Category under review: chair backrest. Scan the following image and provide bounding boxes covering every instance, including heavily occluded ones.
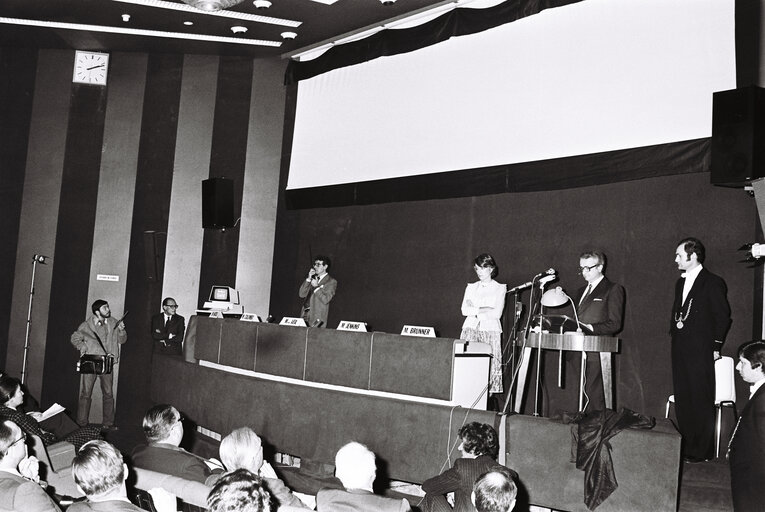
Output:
[148,488,178,512]
[28,434,76,473]
[133,467,210,508]
[715,356,736,403]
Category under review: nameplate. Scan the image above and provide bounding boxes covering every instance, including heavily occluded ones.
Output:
[240,313,260,322]
[337,321,367,332]
[280,317,307,327]
[401,325,436,337]
[208,311,224,319]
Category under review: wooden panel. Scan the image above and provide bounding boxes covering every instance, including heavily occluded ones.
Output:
[194,317,222,363]
[219,320,258,370]
[305,328,371,388]
[252,322,306,379]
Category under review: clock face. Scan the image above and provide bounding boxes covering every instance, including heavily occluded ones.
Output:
[73,51,109,85]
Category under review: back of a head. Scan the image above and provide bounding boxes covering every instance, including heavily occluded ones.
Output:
[207,468,271,512]
[334,441,376,490]
[143,404,179,443]
[458,422,499,459]
[0,420,22,467]
[220,427,263,473]
[473,468,517,512]
[72,440,126,498]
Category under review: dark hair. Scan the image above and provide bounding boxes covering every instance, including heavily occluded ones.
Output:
[458,422,499,459]
[739,341,765,371]
[314,255,331,269]
[474,253,499,279]
[0,376,20,406]
[473,467,518,512]
[0,420,20,461]
[678,237,705,264]
[162,297,177,307]
[579,251,606,268]
[207,468,271,512]
[91,299,108,315]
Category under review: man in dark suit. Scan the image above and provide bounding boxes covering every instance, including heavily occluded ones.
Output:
[69,440,143,511]
[728,341,765,512]
[671,237,731,462]
[151,297,185,355]
[299,255,338,328]
[574,250,625,411]
[132,404,220,484]
[0,420,61,512]
[316,442,410,512]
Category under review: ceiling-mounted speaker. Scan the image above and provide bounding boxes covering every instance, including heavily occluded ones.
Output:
[711,85,765,187]
[202,178,235,229]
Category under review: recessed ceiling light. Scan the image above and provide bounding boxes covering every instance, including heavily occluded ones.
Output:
[380,0,396,4]
[121,14,131,22]
[184,20,194,25]
[253,0,272,8]
[281,31,297,39]
[231,25,247,33]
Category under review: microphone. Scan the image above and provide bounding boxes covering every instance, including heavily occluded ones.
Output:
[538,274,557,286]
[33,254,51,264]
[507,269,557,294]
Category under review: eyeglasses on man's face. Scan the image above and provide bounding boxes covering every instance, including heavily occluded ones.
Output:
[579,264,601,274]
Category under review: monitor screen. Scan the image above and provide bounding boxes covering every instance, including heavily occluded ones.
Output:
[209,286,239,304]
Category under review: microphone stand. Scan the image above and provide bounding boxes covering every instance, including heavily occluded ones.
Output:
[22,255,48,385]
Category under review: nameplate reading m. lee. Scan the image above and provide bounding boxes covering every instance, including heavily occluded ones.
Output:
[337,321,367,332]
[401,325,436,337]
[279,317,307,327]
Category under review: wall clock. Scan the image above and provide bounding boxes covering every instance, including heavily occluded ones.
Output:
[73,51,109,86]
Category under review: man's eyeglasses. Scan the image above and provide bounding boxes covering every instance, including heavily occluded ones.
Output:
[164,304,178,309]
[9,434,26,449]
[579,264,601,273]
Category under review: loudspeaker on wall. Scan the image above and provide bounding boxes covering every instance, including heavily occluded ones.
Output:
[711,85,765,187]
[202,177,235,229]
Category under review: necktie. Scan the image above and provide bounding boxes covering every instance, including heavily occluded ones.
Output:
[165,316,170,328]
[579,284,591,305]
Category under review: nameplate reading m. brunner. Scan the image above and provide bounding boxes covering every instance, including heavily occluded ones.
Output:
[337,321,367,332]
[401,325,436,337]
[279,317,307,327]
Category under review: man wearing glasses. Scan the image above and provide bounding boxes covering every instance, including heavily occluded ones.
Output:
[574,251,625,411]
[132,404,221,483]
[0,420,60,511]
[299,255,338,328]
[151,297,185,355]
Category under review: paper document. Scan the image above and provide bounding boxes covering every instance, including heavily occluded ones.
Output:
[39,403,65,422]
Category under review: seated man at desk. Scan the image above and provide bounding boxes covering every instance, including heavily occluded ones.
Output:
[574,251,625,411]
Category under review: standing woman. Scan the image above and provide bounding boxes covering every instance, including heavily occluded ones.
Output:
[461,253,506,395]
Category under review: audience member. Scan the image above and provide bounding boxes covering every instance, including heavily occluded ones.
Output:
[209,427,307,509]
[421,422,518,512]
[0,419,61,512]
[69,440,142,511]
[132,404,219,483]
[472,468,517,512]
[207,469,271,512]
[70,299,127,429]
[151,297,185,355]
[0,375,101,450]
[316,441,410,511]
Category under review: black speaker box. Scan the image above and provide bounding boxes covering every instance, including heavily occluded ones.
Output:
[711,85,765,187]
[202,177,234,229]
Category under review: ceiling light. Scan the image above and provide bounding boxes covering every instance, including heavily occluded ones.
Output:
[281,31,297,39]
[253,0,272,8]
[121,14,131,22]
[182,0,245,11]
[114,1,301,27]
[231,25,247,33]
[380,0,396,4]
[184,20,194,25]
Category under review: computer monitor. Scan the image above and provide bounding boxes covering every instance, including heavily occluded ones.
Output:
[208,285,240,305]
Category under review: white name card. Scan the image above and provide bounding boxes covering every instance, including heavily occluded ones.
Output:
[239,313,260,322]
[401,325,436,337]
[280,317,307,327]
[337,321,367,332]
[208,311,224,319]
[96,274,119,282]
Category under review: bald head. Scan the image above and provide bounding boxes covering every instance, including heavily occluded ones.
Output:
[472,468,517,512]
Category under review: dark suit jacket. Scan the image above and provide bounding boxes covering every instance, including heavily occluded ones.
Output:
[299,274,338,328]
[0,471,61,512]
[316,488,410,512]
[132,443,212,484]
[151,313,186,354]
[729,383,765,512]
[575,277,625,335]
[421,456,517,512]
[68,499,143,511]
[670,267,730,348]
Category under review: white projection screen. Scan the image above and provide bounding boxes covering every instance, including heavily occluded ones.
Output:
[287,0,736,190]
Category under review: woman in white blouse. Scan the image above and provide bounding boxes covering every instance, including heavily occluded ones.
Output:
[460,253,506,395]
